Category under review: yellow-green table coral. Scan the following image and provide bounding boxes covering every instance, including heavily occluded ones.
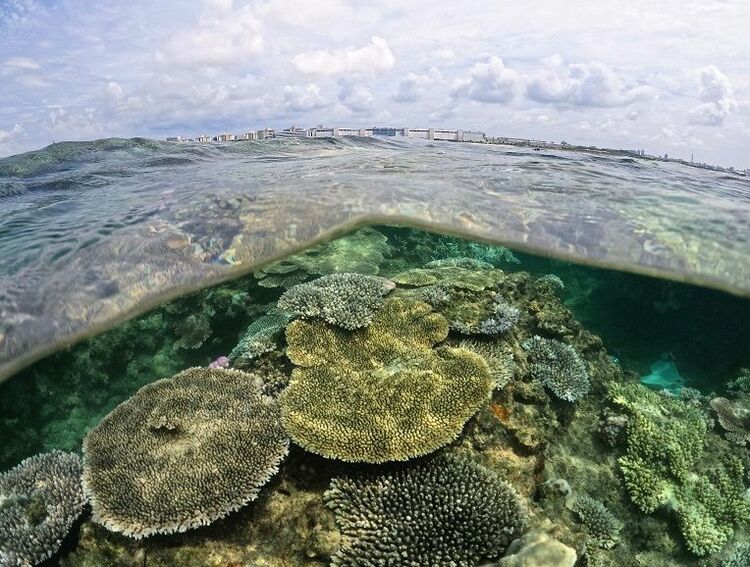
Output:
[280,297,493,463]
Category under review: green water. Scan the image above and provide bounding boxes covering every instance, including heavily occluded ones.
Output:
[1,225,749,566]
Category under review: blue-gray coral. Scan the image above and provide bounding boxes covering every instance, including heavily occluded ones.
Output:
[82,367,289,539]
[324,455,527,566]
[476,296,520,335]
[278,273,395,330]
[522,336,590,402]
[710,396,750,446]
[0,450,87,566]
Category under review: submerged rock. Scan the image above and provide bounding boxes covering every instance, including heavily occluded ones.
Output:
[495,531,577,567]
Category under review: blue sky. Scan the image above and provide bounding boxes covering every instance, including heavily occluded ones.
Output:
[1,0,749,167]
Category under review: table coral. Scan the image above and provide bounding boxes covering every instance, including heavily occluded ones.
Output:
[83,367,289,539]
[0,451,87,566]
[280,297,493,462]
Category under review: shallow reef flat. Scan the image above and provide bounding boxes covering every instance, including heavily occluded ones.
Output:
[1,225,749,567]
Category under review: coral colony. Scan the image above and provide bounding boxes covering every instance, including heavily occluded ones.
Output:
[0,226,748,566]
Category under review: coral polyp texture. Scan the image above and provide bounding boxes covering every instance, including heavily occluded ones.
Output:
[522,336,590,402]
[280,297,493,462]
[324,455,527,566]
[278,273,395,330]
[459,339,515,389]
[82,367,289,539]
[0,450,87,566]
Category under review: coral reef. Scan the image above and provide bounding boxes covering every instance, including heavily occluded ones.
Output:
[535,274,565,292]
[424,256,493,269]
[522,336,591,402]
[281,297,493,462]
[459,339,515,389]
[393,264,505,292]
[229,308,291,366]
[724,543,750,567]
[278,273,395,330]
[710,396,750,446]
[611,383,750,556]
[498,531,577,567]
[254,227,390,288]
[324,455,527,566]
[570,494,622,549]
[2,224,748,567]
[419,284,453,307]
[83,367,289,538]
[0,450,87,566]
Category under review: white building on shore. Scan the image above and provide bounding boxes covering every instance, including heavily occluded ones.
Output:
[277,126,486,142]
[167,126,485,143]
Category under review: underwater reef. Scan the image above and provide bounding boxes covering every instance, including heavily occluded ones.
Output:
[0,225,749,566]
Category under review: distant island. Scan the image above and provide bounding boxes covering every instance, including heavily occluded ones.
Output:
[165,125,749,178]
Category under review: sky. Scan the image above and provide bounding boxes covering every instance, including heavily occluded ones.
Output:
[1,0,749,168]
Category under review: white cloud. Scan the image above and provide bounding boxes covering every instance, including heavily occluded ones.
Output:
[688,66,737,126]
[155,3,263,67]
[452,56,521,104]
[393,70,438,103]
[283,83,328,112]
[292,36,394,76]
[0,123,23,143]
[526,60,653,107]
[339,82,374,112]
[2,56,40,71]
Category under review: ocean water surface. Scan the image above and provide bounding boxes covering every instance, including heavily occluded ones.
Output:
[0,137,749,566]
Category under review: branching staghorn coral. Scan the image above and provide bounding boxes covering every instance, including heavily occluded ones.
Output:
[278,273,395,330]
[522,336,590,402]
[83,367,289,539]
[0,451,87,566]
[280,297,493,463]
[324,455,527,566]
[570,495,623,549]
[611,382,750,556]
